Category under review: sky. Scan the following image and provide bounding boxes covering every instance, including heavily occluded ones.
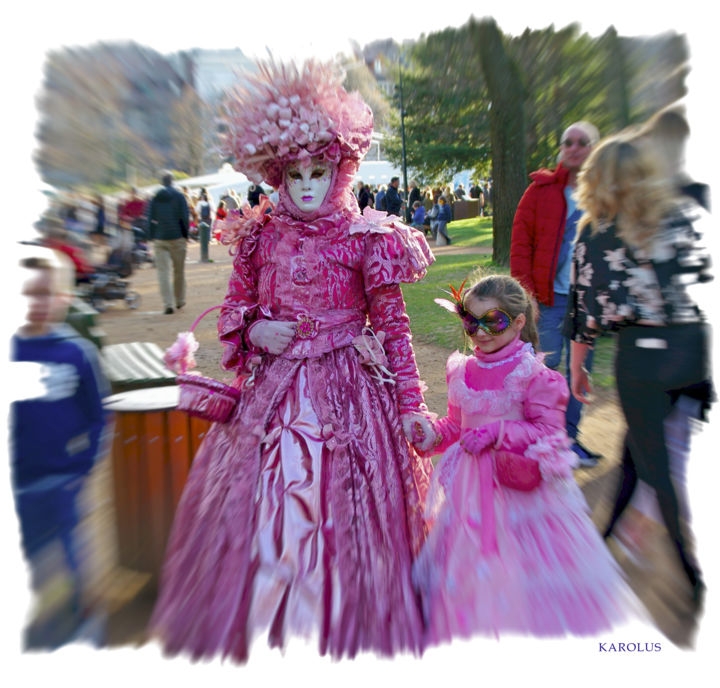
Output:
[3,1,718,686]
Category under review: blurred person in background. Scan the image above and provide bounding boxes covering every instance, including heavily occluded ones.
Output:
[596,105,715,562]
[435,196,452,245]
[358,182,372,212]
[247,182,265,207]
[410,200,426,234]
[10,247,111,648]
[220,189,238,210]
[566,136,712,606]
[213,200,228,242]
[637,104,710,211]
[147,171,190,314]
[92,194,106,236]
[196,187,213,263]
[374,183,387,211]
[118,187,147,232]
[406,180,421,222]
[511,120,602,467]
[385,175,403,216]
[182,186,198,238]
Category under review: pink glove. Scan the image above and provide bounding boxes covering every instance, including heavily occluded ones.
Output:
[460,424,499,456]
[247,319,297,354]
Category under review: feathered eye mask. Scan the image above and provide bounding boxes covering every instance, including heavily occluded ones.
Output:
[435,280,514,336]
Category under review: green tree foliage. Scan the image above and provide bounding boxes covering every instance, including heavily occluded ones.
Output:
[384,21,689,183]
[383,26,490,183]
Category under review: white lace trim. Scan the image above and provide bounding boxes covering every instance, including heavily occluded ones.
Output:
[447,348,542,417]
[472,341,534,369]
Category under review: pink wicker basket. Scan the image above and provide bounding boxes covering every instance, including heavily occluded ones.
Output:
[177,372,242,423]
[170,305,242,423]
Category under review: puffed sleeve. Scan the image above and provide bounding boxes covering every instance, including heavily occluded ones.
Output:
[491,366,577,479]
[428,352,465,455]
[361,221,434,289]
[359,219,435,415]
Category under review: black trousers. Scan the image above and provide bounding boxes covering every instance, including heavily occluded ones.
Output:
[604,323,710,584]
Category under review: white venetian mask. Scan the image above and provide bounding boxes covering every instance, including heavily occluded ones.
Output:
[284,158,333,212]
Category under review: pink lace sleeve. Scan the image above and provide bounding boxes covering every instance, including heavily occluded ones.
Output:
[430,354,465,455]
[492,367,576,478]
[217,250,268,371]
[365,283,428,415]
[362,222,434,288]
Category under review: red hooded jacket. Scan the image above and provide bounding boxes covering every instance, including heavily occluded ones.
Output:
[510,163,571,307]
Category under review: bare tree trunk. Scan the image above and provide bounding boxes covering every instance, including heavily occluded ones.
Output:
[602,27,632,130]
[471,18,527,266]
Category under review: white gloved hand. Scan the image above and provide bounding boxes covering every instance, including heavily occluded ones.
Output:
[247,320,297,354]
[401,413,437,453]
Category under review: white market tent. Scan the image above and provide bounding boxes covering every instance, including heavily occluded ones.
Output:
[142,163,253,207]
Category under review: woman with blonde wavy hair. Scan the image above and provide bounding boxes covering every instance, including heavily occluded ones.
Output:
[564,135,713,607]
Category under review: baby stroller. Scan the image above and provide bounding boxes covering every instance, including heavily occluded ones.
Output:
[131,225,153,267]
[79,243,141,312]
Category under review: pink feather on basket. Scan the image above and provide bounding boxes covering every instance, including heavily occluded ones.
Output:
[164,306,242,423]
[164,331,200,374]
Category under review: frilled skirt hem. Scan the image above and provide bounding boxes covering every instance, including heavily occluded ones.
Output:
[414,445,638,644]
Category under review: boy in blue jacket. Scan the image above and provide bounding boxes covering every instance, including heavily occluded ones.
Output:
[11,248,111,647]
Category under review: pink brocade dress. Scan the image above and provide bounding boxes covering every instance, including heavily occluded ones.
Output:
[150,208,434,661]
[414,337,635,643]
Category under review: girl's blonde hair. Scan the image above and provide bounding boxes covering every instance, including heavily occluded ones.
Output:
[576,135,679,249]
[463,272,539,349]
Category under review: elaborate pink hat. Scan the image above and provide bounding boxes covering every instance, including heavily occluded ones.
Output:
[220,60,373,188]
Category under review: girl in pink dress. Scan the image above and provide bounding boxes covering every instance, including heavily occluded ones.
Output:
[150,61,436,662]
[412,274,635,642]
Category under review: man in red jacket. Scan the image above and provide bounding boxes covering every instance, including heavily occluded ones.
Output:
[511,120,602,466]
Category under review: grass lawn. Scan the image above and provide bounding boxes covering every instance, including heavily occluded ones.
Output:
[402,218,617,389]
[442,216,494,248]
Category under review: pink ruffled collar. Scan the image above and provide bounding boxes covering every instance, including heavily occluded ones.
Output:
[472,332,528,366]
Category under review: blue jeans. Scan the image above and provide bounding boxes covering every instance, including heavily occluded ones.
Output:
[538,292,594,441]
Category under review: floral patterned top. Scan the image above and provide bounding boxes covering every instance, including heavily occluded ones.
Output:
[564,202,713,345]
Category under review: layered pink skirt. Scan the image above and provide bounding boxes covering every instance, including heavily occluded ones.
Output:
[414,444,636,643]
[150,350,430,661]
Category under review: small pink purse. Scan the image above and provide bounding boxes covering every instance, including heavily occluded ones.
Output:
[165,305,242,423]
[495,450,542,491]
[492,419,542,492]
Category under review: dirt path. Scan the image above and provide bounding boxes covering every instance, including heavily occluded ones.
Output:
[92,239,702,648]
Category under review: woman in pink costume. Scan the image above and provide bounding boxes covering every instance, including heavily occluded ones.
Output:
[150,61,436,662]
[412,274,636,643]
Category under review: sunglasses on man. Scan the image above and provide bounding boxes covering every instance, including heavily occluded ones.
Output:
[561,137,590,148]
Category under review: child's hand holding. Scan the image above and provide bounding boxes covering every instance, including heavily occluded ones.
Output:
[402,413,437,453]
